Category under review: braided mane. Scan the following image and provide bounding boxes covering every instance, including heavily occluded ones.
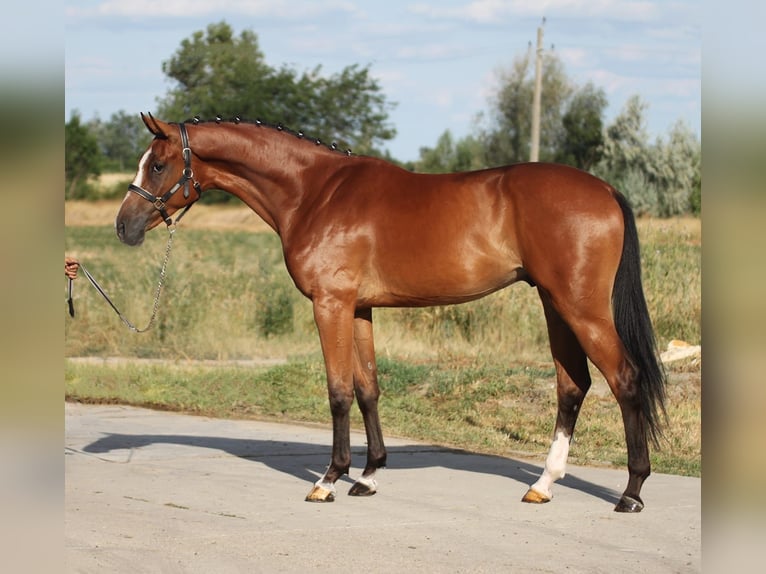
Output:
[182,115,354,156]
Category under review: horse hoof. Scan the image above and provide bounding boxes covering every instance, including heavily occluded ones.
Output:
[305,485,335,503]
[521,488,551,504]
[614,495,644,513]
[348,481,377,497]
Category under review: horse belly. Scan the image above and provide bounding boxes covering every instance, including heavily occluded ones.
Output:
[360,248,524,307]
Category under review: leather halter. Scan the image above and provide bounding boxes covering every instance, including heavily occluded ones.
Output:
[128,123,202,226]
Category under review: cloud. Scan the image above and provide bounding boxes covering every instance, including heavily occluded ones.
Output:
[431,89,453,108]
[586,67,699,101]
[557,46,589,68]
[394,43,470,62]
[67,0,361,20]
[409,0,660,23]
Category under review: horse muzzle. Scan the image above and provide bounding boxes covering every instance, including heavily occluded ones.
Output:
[115,210,148,246]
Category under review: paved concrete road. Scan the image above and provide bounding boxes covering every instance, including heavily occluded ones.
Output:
[65,403,700,573]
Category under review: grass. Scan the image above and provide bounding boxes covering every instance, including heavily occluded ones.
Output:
[65,355,700,476]
[65,210,700,477]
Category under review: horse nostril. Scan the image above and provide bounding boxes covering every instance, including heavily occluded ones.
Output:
[116,220,126,240]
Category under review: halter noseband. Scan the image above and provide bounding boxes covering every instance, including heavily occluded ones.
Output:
[128,123,202,227]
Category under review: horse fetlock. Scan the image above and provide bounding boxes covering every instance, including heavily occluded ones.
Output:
[348,474,378,497]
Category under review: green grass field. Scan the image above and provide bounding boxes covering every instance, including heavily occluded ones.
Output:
[65,213,700,476]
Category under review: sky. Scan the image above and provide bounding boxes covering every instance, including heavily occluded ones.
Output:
[65,0,701,163]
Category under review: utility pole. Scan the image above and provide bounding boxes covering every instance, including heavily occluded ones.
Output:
[530,18,545,162]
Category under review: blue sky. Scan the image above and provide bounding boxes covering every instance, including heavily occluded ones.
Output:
[65,0,700,162]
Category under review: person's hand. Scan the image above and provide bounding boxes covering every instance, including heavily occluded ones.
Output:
[65,257,80,280]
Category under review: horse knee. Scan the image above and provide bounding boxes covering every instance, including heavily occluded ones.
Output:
[355,385,380,412]
[327,385,354,418]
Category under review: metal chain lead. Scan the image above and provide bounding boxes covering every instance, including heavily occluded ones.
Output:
[77,226,176,333]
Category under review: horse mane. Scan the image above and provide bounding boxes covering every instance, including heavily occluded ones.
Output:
[181,115,355,157]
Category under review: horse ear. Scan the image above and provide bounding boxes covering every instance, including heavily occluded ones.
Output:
[140,112,169,140]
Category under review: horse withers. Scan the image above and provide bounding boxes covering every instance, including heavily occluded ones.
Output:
[115,113,666,512]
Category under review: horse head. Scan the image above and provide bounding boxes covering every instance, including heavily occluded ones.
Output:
[115,113,201,246]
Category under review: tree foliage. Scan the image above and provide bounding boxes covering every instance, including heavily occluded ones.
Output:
[88,110,153,172]
[476,50,607,171]
[594,96,701,216]
[65,111,102,199]
[593,95,657,215]
[415,130,485,174]
[157,21,396,155]
[481,51,588,166]
[648,120,701,216]
[555,82,607,170]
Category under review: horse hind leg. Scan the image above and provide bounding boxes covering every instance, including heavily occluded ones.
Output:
[545,300,652,512]
[347,308,387,497]
[522,293,592,504]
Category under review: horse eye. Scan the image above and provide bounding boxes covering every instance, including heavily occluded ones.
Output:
[152,163,164,174]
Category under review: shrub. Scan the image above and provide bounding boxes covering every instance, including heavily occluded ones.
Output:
[255,278,294,337]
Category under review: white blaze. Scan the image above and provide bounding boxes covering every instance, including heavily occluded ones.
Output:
[126,149,152,198]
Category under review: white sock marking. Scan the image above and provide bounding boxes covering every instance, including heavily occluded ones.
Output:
[529,430,571,499]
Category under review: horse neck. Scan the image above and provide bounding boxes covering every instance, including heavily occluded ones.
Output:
[192,123,333,234]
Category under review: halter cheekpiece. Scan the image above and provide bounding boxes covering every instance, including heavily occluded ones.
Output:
[128,123,202,226]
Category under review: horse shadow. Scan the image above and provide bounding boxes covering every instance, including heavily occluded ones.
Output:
[78,431,621,506]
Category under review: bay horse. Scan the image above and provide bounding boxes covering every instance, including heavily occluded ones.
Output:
[115,113,666,512]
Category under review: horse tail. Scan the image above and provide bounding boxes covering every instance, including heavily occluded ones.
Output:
[611,191,668,446]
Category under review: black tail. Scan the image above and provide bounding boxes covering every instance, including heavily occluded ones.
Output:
[612,191,667,446]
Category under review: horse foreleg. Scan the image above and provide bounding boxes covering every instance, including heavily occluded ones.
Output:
[523,294,591,504]
[348,308,387,497]
[305,296,355,503]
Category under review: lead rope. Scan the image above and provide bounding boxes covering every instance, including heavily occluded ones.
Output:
[69,226,176,333]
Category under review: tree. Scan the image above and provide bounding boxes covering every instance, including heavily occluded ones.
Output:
[647,120,701,216]
[479,51,533,165]
[65,111,102,199]
[599,95,651,177]
[595,96,701,217]
[594,95,657,215]
[416,130,484,173]
[476,48,610,171]
[480,50,573,166]
[158,22,271,120]
[156,21,396,155]
[555,82,607,170]
[91,111,153,172]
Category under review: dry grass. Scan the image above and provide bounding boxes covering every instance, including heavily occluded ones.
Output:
[65,198,272,233]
